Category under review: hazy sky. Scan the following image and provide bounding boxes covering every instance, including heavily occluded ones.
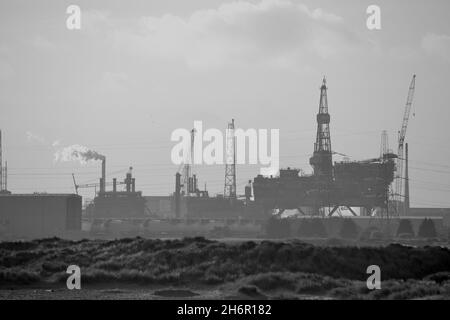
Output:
[1,0,450,207]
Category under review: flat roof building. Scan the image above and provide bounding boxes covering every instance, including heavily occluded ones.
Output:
[0,193,81,239]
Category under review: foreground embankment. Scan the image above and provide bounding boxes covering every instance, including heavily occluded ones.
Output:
[1,237,449,299]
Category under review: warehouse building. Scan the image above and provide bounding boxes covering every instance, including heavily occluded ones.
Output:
[0,193,81,239]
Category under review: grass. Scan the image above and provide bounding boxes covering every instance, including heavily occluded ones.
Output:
[0,237,449,299]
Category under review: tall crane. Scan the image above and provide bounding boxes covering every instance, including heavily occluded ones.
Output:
[395,75,416,215]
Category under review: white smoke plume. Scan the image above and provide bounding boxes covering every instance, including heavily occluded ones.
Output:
[54,144,105,164]
[26,131,47,145]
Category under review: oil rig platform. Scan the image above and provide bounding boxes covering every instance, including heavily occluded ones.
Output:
[253,77,397,217]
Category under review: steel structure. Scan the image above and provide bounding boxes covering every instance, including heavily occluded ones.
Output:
[253,77,396,216]
[224,119,236,199]
[309,77,333,179]
[379,130,393,217]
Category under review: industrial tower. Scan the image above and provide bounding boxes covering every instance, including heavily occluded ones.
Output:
[224,119,236,199]
[404,142,410,215]
[395,75,416,215]
[177,128,196,196]
[380,130,389,159]
[309,77,333,179]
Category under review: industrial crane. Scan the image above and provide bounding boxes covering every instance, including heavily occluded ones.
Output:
[72,173,126,195]
[395,75,416,215]
[72,174,98,195]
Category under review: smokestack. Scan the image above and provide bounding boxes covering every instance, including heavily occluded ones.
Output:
[126,167,132,192]
[113,178,117,193]
[193,174,197,192]
[245,180,252,202]
[405,143,410,215]
[100,158,106,193]
[175,173,181,217]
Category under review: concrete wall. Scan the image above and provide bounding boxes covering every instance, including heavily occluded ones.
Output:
[0,194,81,239]
[144,196,181,219]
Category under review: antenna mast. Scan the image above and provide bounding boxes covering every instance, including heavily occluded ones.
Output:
[224,119,236,199]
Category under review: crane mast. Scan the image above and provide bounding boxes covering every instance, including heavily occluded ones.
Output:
[395,75,416,215]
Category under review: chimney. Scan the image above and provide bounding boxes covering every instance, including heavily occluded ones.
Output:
[126,167,132,192]
[100,158,106,193]
[113,178,117,193]
[245,180,252,202]
[193,174,197,192]
[175,173,181,217]
[404,143,410,216]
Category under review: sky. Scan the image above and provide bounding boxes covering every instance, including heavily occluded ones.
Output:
[0,0,450,207]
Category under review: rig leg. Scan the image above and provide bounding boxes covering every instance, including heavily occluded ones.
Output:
[328,205,339,217]
[346,206,358,216]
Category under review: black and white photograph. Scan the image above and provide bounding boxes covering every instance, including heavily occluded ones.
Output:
[0,0,449,309]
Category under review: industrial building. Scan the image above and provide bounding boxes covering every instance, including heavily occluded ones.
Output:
[82,75,449,239]
[144,177,264,220]
[1,74,448,240]
[0,193,81,239]
[83,163,149,219]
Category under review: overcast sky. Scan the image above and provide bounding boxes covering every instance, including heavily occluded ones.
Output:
[1,0,450,207]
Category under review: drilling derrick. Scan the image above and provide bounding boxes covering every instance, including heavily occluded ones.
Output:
[309,77,333,179]
[224,119,236,199]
